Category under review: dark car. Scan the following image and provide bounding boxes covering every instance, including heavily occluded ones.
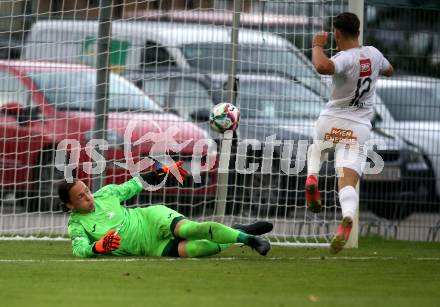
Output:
[126,71,436,220]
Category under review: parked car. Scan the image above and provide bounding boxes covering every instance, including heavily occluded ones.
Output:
[123,9,323,53]
[0,61,217,211]
[376,76,440,202]
[22,20,325,96]
[129,71,435,219]
[125,70,216,122]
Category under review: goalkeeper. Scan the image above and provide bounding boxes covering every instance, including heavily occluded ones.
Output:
[58,161,272,258]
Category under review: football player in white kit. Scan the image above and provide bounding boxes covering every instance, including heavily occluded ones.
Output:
[306,12,394,253]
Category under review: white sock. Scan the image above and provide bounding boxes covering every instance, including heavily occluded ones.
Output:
[339,186,358,220]
[307,143,322,177]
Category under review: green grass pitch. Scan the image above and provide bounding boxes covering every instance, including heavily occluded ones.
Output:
[0,236,439,307]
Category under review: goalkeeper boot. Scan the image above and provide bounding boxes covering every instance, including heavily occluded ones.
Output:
[247,236,271,256]
[329,216,353,254]
[305,175,322,213]
[232,221,273,236]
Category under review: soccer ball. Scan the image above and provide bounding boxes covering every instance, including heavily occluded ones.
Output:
[209,102,240,133]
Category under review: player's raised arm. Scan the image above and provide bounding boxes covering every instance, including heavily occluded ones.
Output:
[98,177,144,202]
[374,46,394,77]
[312,31,335,75]
[97,160,189,202]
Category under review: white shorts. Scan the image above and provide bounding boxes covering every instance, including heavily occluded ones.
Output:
[308,115,371,176]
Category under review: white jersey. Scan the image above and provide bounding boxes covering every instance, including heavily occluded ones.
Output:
[320,46,391,126]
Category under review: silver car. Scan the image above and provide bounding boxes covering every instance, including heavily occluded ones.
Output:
[376,76,440,200]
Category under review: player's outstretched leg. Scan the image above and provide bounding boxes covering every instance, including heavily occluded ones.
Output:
[246,236,271,256]
[178,240,232,258]
[329,216,353,254]
[305,175,322,213]
[175,220,271,256]
[178,238,271,258]
[232,221,273,236]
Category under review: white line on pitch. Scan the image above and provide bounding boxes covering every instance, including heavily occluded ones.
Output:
[0,256,439,263]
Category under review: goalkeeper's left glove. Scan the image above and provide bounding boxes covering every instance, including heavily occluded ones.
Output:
[153,160,189,184]
[140,160,189,185]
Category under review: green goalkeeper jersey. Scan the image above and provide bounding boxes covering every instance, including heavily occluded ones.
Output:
[67,177,159,258]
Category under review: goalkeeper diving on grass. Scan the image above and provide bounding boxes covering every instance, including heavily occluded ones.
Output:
[58,160,272,258]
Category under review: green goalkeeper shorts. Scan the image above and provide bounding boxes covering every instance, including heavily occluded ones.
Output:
[138,205,185,256]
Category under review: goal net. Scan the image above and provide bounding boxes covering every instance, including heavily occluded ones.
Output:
[0,0,348,245]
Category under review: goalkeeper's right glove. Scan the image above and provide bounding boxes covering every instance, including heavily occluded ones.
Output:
[92,230,121,254]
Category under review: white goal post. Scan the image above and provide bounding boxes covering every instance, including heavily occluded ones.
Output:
[0,0,359,247]
[344,0,364,249]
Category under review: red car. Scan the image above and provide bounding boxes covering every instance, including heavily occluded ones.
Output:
[0,61,217,211]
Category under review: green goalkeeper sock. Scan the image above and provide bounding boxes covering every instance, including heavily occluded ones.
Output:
[177,220,250,244]
[184,240,232,258]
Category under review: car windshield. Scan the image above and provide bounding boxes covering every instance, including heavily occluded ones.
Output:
[28,71,163,112]
[142,77,214,120]
[377,84,440,121]
[181,43,325,95]
[237,79,323,119]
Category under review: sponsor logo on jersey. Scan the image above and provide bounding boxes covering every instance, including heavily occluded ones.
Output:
[324,128,358,145]
[106,211,115,219]
[359,58,372,77]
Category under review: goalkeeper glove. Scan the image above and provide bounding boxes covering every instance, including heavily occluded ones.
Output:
[153,160,189,184]
[92,230,121,254]
[141,160,189,185]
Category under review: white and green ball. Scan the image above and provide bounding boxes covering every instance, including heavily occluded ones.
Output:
[209,102,240,133]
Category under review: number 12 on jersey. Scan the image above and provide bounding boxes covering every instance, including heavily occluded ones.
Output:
[350,58,372,107]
